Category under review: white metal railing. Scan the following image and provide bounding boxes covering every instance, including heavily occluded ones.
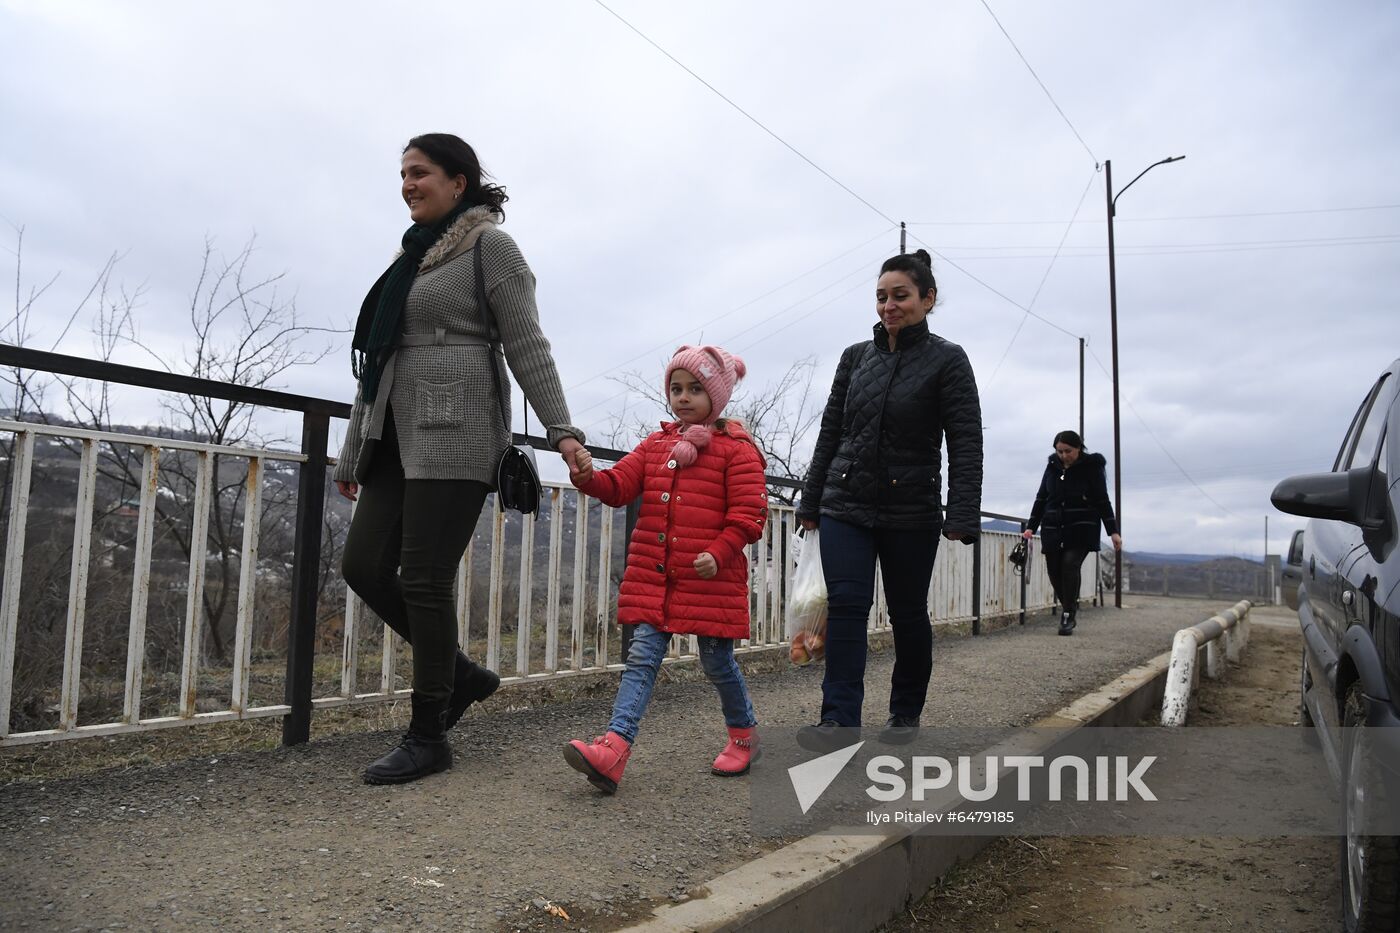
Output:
[1161,599,1252,726]
[0,419,306,745]
[0,417,1081,747]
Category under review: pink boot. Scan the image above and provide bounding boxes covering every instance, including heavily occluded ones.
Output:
[711,726,759,776]
[563,731,632,794]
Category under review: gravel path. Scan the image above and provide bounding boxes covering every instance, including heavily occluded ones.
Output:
[0,596,1229,932]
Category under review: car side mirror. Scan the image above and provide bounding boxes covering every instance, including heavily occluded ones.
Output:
[1285,530,1305,566]
[1271,468,1372,525]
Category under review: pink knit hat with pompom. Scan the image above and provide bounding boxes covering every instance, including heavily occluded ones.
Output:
[663,345,747,467]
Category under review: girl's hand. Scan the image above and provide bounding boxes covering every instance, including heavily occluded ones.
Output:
[570,448,594,485]
[693,552,718,579]
[336,480,358,502]
[1111,533,1123,551]
[557,437,584,467]
[1021,529,1034,540]
[798,518,817,531]
[558,438,593,483]
[942,530,966,541]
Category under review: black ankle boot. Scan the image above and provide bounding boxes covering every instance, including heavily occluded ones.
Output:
[1058,611,1075,636]
[363,694,453,785]
[445,651,501,731]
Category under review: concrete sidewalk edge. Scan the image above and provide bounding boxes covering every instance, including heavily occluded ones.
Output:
[621,649,1175,933]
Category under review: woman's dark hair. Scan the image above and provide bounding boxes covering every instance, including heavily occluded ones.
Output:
[1053,429,1084,451]
[879,248,938,301]
[403,133,509,215]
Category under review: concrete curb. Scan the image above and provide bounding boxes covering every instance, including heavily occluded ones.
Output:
[621,648,1175,932]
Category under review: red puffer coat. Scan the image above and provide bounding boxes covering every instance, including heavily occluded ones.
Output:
[575,421,768,638]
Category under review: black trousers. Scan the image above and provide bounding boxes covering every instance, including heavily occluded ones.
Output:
[341,410,490,704]
[1044,547,1090,614]
[818,516,941,727]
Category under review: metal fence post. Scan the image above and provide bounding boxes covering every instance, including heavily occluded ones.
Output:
[1019,542,1028,626]
[971,531,982,636]
[283,411,330,746]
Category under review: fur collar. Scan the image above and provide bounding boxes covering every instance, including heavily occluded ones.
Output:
[1046,451,1106,469]
[395,205,500,272]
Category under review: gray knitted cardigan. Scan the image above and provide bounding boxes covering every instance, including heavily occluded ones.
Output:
[334,206,584,484]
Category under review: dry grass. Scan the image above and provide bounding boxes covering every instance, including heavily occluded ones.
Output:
[881,837,1055,931]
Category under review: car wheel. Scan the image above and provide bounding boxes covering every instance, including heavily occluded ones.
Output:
[1341,685,1400,932]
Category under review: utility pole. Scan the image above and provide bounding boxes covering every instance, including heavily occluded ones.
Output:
[1079,336,1085,442]
[1104,154,1185,610]
[1105,160,1123,608]
[899,221,906,255]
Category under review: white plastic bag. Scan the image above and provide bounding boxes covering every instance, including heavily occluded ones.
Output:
[786,529,828,665]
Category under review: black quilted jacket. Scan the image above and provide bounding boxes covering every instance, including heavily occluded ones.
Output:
[1026,452,1118,552]
[797,319,983,535]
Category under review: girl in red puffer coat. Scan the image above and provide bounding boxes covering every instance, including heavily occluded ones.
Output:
[562,345,768,794]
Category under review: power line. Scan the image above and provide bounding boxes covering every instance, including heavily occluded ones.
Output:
[1084,345,1236,517]
[908,203,1400,226]
[905,230,1082,341]
[562,225,894,394]
[978,0,1097,165]
[987,167,1098,382]
[590,0,896,225]
[733,279,871,355]
[568,251,884,422]
[909,233,1400,251]
[929,237,1400,261]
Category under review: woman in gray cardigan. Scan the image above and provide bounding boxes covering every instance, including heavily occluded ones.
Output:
[335,133,586,785]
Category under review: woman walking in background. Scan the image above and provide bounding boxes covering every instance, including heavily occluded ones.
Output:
[1021,430,1121,636]
[334,133,586,785]
[796,249,983,750]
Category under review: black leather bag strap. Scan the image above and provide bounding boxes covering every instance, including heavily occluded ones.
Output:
[473,243,514,437]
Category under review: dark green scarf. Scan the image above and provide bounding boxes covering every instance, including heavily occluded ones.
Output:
[351,198,475,402]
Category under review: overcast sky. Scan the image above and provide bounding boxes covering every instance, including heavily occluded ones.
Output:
[3,0,1398,557]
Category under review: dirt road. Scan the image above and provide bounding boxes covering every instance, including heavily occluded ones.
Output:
[882,606,1341,932]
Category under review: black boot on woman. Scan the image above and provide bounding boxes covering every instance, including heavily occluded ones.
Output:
[445,652,501,731]
[1058,611,1076,636]
[363,694,453,785]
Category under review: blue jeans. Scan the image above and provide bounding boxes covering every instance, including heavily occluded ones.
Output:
[608,623,757,743]
[818,516,941,727]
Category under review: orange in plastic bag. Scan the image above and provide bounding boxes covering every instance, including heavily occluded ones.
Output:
[786,529,828,666]
[789,630,826,666]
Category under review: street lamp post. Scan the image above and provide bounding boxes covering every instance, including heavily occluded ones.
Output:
[1105,154,1184,609]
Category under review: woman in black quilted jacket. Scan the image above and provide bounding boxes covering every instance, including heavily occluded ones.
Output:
[1020,430,1121,636]
[795,249,983,750]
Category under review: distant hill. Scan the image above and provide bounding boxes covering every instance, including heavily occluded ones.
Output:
[1130,552,1263,567]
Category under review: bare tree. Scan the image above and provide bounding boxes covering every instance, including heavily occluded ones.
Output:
[56,236,338,661]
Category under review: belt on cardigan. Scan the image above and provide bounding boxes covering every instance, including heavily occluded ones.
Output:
[398,328,500,350]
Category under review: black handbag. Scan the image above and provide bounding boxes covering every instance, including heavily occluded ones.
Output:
[474,243,542,516]
[1009,538,1029,574]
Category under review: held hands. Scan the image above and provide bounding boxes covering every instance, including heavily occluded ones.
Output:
[570,448,594,485]
[558,438,593,484]
[336,480,358,502]
[693,552,718,579]
[1111,533,1123,551]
